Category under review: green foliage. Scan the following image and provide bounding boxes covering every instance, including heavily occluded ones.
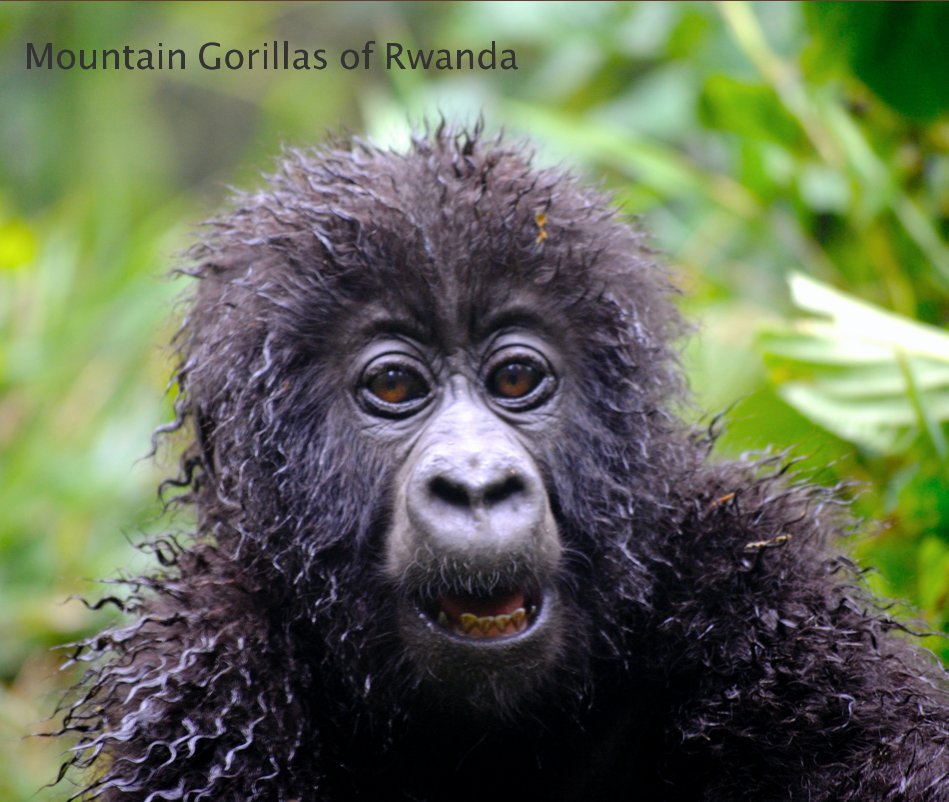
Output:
[760,276,949,661]
[1,2,946,797]
[761,274,949,456]
[805,3,949,123]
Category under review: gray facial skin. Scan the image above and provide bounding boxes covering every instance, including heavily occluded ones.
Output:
[351,324,566,700]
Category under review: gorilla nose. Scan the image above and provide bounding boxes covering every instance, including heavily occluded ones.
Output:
[428,472,527,511]
[406,447,548,557]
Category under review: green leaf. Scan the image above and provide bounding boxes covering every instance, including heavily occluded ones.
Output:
[0,218,37,271]
[806,3,949,122]
[789,273,949,363]
[760,274,949,455]
[917,537,949,613]
[700,74,802,146]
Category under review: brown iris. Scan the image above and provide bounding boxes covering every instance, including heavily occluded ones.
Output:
[488,362,542,399]
[368,367,427,405]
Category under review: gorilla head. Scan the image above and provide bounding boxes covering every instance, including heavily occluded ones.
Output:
[176,125,683,719]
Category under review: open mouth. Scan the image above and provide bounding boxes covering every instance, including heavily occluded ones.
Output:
[425,588,541,640]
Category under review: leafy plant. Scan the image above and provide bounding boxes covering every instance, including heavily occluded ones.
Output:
[762,273,949,457]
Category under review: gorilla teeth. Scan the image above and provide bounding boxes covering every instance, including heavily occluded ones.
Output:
[436,606,533,638]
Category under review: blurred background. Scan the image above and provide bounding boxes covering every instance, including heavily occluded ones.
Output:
[1,2,948,797]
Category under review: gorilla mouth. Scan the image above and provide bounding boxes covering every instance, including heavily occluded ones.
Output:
[430,589,539,639]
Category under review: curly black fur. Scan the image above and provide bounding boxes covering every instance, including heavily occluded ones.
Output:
[59,125,948,801]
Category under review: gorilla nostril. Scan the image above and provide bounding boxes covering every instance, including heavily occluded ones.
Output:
[428,476,471,508]
[483,474,526,506]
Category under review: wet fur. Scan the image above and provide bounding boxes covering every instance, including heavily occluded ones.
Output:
[59,125,948,801]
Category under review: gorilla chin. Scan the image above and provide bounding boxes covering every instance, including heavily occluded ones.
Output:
[396,586,565,709]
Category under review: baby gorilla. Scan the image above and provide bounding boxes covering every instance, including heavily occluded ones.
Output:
[62,126,947,801]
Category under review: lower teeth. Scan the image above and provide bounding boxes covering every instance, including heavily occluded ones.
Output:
[435,607,533,638]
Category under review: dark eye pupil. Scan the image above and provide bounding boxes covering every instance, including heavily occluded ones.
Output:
[491,363,540,399]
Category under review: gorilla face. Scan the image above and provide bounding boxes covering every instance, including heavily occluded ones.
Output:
[355,311,566,696]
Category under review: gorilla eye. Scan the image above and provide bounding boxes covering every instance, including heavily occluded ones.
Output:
[360,360,432,417]
[488,362,542,399]
[368,366,428,404]
[483,347,555,410]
